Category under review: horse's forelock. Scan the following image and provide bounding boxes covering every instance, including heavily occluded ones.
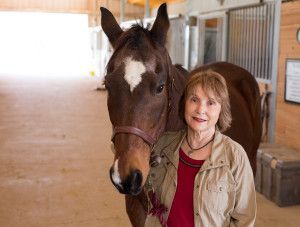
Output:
[106,24,164,77]
[114,25,151,51]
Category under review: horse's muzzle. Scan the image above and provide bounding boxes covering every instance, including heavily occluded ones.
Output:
[109,167,143,195]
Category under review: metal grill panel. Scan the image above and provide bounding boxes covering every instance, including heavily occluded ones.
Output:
[227,3,275,82]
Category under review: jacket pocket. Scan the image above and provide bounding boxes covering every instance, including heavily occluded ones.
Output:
[206,180,235,215]
[207,180,235,192]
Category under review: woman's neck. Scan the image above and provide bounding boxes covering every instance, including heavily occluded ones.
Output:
[186,127,215,148]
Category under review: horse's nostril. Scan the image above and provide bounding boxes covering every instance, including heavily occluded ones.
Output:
[109,166,143,195]
[125,169,143,195]
[130,170,142,187]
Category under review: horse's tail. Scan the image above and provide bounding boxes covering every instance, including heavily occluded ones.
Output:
[240,76,262,148]
[239,74,262,174]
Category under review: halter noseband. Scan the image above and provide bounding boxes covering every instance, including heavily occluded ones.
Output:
[111,126,157,147]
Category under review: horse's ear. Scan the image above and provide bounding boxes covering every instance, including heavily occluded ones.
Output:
[100,7,123,48]
[150,3,170,46]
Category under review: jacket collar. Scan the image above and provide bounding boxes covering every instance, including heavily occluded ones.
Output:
[158,130,185,168]
[162,129,229,171]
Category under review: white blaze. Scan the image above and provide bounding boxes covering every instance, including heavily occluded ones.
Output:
[111,159,122,186]
[124,57,146,92]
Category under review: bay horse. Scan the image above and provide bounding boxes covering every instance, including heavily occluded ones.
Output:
[100,3,261,226]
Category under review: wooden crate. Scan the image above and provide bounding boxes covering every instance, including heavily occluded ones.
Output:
[256,144,300,206]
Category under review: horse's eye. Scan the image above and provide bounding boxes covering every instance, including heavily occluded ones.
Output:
[156,84,165,94]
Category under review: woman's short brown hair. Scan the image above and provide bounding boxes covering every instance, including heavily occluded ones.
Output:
[180,70,232,132]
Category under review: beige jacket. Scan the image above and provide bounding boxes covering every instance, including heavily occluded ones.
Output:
[145,130,256,227]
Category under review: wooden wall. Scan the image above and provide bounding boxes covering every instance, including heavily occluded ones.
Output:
[91,0,144,27]
[0,0,144,26]
[275,0,300,151]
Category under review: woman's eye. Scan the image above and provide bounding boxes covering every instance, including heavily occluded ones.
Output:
[156,84,165,94]
[208,100,215,105]
[191,97,198,102]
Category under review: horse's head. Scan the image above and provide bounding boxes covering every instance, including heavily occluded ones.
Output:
[101,4,172,195]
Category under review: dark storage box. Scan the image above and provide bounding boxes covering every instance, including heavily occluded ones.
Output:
[255,143,284,193]
[255,144,300,206]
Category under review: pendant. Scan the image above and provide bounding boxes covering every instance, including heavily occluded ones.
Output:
[187,150,194,156]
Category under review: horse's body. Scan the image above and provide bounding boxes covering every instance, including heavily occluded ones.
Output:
[100,4,261,226]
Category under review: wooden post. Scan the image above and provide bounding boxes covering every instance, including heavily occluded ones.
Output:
[144,0,150,19]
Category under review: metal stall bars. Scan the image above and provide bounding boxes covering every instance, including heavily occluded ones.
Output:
[227,2,275,83]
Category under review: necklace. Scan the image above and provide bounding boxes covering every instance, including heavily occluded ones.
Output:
[186,133,215,156]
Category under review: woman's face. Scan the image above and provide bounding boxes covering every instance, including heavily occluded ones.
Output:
[184,85,221,134]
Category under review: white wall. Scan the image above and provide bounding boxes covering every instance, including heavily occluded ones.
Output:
[167,1,187,16]
[151,2,187,17]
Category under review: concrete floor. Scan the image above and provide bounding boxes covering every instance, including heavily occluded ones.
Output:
[0,74,299,227]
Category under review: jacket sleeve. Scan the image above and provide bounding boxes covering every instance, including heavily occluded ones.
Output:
[230,146,256,227]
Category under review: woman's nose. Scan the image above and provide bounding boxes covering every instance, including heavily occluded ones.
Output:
[196,103,206,114]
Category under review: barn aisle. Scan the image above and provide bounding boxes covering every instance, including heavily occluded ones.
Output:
[0,74,300,227]
[0,74,130,226]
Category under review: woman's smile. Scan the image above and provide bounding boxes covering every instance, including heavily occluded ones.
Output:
[192,116,207,123]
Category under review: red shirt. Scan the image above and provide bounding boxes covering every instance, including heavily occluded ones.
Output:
[167,148,205,227]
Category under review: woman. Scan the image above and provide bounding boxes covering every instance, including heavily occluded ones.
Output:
[145,70,256,227]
